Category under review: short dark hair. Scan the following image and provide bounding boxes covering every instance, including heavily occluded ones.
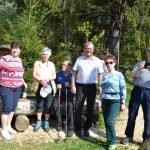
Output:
[11,41,21,49]
[104,54,116,63]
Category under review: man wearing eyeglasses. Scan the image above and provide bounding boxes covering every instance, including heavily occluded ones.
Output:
[71,41,104,137]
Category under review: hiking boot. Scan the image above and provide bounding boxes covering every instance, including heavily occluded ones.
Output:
[108,144,117,150]
[34,120,42,132]
[7,126,17,135]
[67,130,73,137]
[43,121,50,132]
[121,137,133,144]
[0,129,12,141]
[84,130,90,137]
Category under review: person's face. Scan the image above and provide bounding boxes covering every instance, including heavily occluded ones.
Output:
[62,61,70,72]
[11,47,21,58]
[83,44,94,57]
[42,52,50,62]
[105,59,115,71]
[146,51,150,61]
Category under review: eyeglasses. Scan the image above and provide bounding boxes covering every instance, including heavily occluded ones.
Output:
[105,61,113,65]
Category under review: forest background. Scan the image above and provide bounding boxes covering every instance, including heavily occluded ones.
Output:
[0,0,149,92]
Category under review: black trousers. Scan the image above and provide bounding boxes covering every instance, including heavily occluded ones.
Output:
[53,92,74,130]
[75,83,96,131]
[36,84,53,114]
[125,86,150,140]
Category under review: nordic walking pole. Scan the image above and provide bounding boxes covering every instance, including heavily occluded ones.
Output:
[57,89,61,139]
[65,88,68,137]
[73,94,76,125]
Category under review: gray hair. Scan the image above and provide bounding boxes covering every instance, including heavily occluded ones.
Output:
[41,47,52,55]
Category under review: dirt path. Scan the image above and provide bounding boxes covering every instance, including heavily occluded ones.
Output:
[116,106,143,142]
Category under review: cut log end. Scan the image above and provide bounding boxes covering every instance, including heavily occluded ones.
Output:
[15,115,29,132]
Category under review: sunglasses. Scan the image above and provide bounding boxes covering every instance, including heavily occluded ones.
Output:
[105,61,114,65]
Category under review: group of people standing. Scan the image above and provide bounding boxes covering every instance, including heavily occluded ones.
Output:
[0,40,149,150]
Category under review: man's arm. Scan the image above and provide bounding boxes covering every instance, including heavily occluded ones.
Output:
[71,71,77,94]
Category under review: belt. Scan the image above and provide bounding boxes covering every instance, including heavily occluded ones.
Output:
[104,93,120,95]
[76,83,96,86]
[142,87,150,90]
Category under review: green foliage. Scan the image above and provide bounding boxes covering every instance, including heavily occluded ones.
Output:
[3,11,44,84]
[121,0,150,73]
[78,21,92,41]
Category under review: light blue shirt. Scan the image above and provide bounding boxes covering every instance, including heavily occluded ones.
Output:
[101,70,126,101]
[132,61,150,88]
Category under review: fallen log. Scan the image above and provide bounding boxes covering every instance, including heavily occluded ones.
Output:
[15,115,29,132]
[0,96,100,132]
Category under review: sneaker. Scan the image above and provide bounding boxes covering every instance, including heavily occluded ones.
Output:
[7,127,17,135]
[108,144,117,150]
[121,137,133,144]
[34,120,42,132]
[0,130,12,141]
[84,130,90,137]
[67,130,73,137]
[43,121,50,132]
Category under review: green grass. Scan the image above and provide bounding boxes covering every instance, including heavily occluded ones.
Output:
[0,138,107,150]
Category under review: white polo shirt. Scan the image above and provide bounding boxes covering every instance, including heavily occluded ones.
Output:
[73,55,104,84]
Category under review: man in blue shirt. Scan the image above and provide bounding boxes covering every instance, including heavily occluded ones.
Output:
[54,60,74,137]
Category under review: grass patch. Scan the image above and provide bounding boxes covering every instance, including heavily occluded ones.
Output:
[0,138,106,150]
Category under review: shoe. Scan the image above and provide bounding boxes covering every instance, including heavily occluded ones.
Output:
[121,137,133,144]
[84,130,90,137]
[75,130,83,138]
[34,120,42,132]
[0,130,12,141]
[67,130,73,137]
[58,126,62,132]
[7,127,17,135]
[43,121,50,132]
[108,144,117,150]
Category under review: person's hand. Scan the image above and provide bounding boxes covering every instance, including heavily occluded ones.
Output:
[120,103,125,112]
[65,82,70,87]
[40,80,48,88]
[71,85,76,94]
[98,101,102,113]
[139,62,145,69]
[98,86,102,95]
[57,84,62,89]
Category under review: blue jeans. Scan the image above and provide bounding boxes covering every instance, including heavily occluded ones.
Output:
[0,86,22,114]
[125,86,150,140]
[102,99,120,144]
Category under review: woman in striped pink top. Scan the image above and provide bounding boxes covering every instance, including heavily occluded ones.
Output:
[0,41,26,141]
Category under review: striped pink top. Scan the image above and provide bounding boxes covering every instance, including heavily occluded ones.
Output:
[0,55,24,88]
